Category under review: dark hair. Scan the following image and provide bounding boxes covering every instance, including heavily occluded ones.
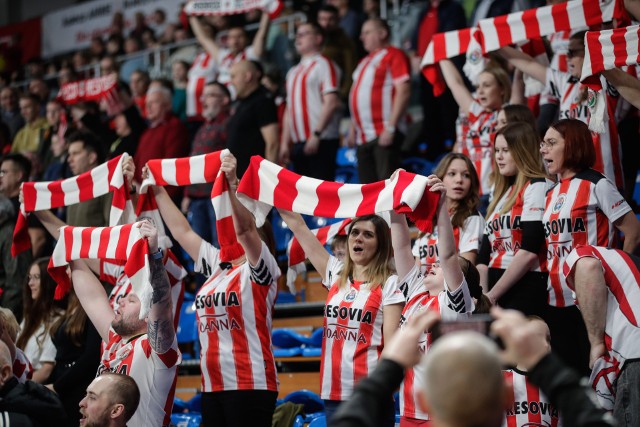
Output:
[51,290,87,348]
[205,81,231,99]
[502,104,536,130]
[457,256,491,314]
[549,119,595,173]
[318,4,339,15]
[569,30,587,48]
[100,372,141,422]
[1,153,31,180]
[330,234,347,252]
[66,130,106,165]
[19,93,40,105]
[302,21,325,41]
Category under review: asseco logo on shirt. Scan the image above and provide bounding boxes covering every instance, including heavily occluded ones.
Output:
[344,289,358,302]
[552,193,566,214]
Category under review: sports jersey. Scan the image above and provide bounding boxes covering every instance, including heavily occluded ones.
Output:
[543,169,631,307]
[216,46,257,86]
[349,46,410,144]
[187,52,218,118]
[13,348,33,383]
[320,256,404,401]
[101,249,186,329]
[398,264,474,420]
[503,369,560,427]
[564,245,640,369]
[194,240,280,393]
[412,212,484,274]
[285,53,341,142]
[98,331,181,427]
[546,69,623,189]
[549,31,570,73]
[461,101,499,196]
[484,179,547,271]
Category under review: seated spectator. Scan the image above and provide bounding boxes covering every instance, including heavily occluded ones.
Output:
[120,37,147,83]
[99,55,119,77]
[106,34,124,57]
[130,70,150,117]
[11,94,48,155]
[0,340,67,426]
[326,0,365,40]
[16,257,64,384]
[107,87,147,159]
[0,87,24,140]
[38,100,65,175]
[89,36,106,63]
[79,373,140,427]
[28,78,51,113]
[0,307,32,383]
[129,12,152,40]
[149,9,168,37]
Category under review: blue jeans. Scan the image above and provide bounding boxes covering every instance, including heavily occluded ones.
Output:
[188,198,218,248]
[614,360,640,427]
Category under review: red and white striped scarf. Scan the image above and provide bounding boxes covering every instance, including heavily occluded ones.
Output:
[184,0,284,19]
[138,149,245,263]
[57,75,118,105]
[286,218,352,292]
[236,156,440,232]
[12,154,134,256]
[581,25,640,132]
[48,222,151,317]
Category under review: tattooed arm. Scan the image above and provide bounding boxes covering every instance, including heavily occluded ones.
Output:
[138,220,175,354]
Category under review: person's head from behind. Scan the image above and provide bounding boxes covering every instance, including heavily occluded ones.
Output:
[476,66,511,112]
[541,118,594,179]
[227,26,248,54]
[66,130,105,176]
[0,307,20,343]
[201,82,231,121]
[19,94,41,124]
[567,31,586,80]
[230,60,262,99]
[418,331,507,427]
[360,18,390,53]
[340,215,392,286]
[145,86,172,122]
[0,341,13,389]
[0,153,31,195]
[317,5,340,31]
[295,22,324,56]
[330,234,348,262]
[496,104,536,132]
[434,153,479,219]
[79,372,140,427]
[526,315,551,352]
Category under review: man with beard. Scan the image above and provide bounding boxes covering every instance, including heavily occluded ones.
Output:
[79,373,140,427]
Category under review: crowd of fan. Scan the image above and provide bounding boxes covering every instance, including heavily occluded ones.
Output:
[1,0,640,426]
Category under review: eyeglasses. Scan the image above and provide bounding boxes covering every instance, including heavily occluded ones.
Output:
[539,139,558,149]
[27,274,41,281]
[567,48,585,59]
[295,31,313,38]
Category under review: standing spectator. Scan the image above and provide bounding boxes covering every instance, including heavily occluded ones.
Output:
[540,119,640,376]
[318,5,357,101]
[171,61,189,121]
[130,70,150,118]
[0,341,67,426]
[47,290,101,427]
[108,90,147,160]
[38,100,65,175]
[326,0,365,40]
[565,245,640,427]
[0,196,32,323]
[16,257,63,383]
[280,22,342,181]
[133,86,189,197]
[0,87,24,140]
[149,9,168,36]
[89,36,106,63]
[129,12,152,40]
[65,131,111,227]
[78,373,140,427]
[100,56,119,77]
[28,78,51,113]
[410,0,467,160]
[11,94,48,155]
[226,60,279,176]
[119,37,146,83]
[348,18,411,183]
[182,82,231,247]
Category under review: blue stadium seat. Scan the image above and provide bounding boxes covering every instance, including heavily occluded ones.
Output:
[301,347,322,357]
[171,413,202,427]
[284,390,325,414]
[401,157,435,177]
[271,209,294,263]
[336,147,358,167]
[187,393,201,413]
[172,397,188,413]
[335,166,359,184]
[176,301,198,359]
[308,415,327,427]
[276,292,297,304]
[272,329,312,348]
[308,328,323,347]
[274,347,303,357]
[292,414,305,427]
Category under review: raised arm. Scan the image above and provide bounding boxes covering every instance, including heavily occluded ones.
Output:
[602,68,640,110]
[189,16,220,58]
[497,46,548,85]
[70,260,115,342]
[430,175,464,290]
[390,211,414,280]
[139,221,175,354]
[149,184,203,262]
[278,209,330,281]
[251,11,271,58]
[220,153,263,265]
[439,59,474,114]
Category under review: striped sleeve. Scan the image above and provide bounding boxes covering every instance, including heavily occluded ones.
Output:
[440,277,474,320]
[249,241,281,286]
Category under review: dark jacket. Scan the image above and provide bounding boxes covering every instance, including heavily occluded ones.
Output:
[0,377,68,427]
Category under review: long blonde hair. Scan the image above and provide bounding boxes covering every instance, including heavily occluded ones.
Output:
[337,215,394,289]
[486,123,547,217]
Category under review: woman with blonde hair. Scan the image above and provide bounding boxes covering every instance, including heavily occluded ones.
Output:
[477,122,549,317]
[413,153,483,273]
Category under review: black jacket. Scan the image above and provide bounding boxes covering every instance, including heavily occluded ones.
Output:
[0,377,68,427]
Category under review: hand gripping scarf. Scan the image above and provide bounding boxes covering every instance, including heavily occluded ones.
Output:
[236,155,441,233]
[138,149,245,263]
[581,25,640,132]
[48,221,152,318]
[12,154,134,256]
